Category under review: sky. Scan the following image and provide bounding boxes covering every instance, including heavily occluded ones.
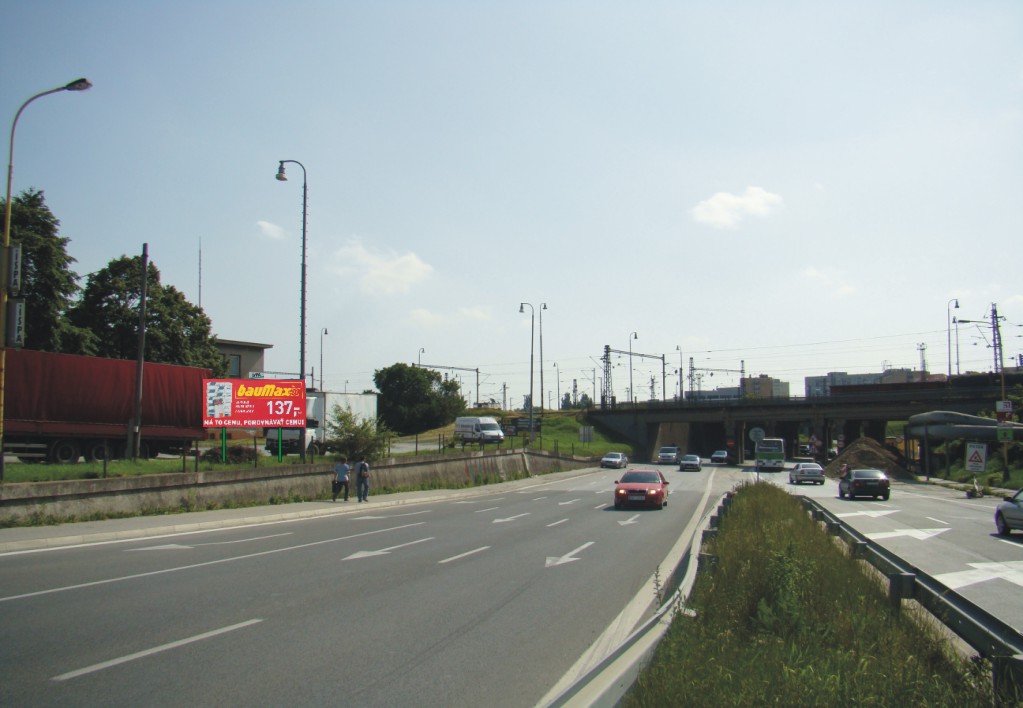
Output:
[2,1,1022,409]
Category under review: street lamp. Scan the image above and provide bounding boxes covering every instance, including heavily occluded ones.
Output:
[275,159,308,462]
[953,316,961,375]
[553,361,560,410]
[947,298,959,377]
[538,303,548,415]
[628,331,638,404]
[519,303,535,440]
[418,347,425,367]
[319,327,328,390]
[1,77,92,481]
[676,345,684,401]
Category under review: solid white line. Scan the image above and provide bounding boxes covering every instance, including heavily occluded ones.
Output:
[0,523,426,604]
[52,619,263,681]
[438,546,491,564]
[547,519,568,527]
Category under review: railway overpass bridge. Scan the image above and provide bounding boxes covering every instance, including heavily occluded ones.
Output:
[588,381,1012,463]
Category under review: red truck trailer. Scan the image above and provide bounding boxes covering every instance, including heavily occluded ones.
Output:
[3,349,209,463]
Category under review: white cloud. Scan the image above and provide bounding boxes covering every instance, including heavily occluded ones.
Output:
[256,220,287,240]
[330,239,433,295]
[691,186,783,229]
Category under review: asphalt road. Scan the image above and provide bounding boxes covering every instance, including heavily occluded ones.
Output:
[0,465,740,707]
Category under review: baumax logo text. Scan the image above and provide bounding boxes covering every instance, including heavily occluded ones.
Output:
[236,384,302,397]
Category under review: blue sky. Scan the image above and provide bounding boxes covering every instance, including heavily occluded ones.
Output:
[3,1,1021,407]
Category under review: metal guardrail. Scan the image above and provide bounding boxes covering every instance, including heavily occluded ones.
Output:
[547,492,1022,706]
[801,497,1023,703]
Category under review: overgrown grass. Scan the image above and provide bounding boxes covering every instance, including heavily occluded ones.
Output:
[623,482,996,706]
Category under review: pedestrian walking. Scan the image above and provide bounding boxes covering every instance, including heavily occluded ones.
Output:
[356,456,370,502]
[332,456,350,502]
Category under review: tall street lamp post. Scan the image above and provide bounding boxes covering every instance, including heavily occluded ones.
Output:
[1,77,92,481]
[319,327,328,390]
[946,298,959,378]
[553,362,560,410]
[628,332,638,404]
[519,303,535,440]
[418,347,424,367]
[538,303,547,415]
[275,159,308,462]
[676,345,684,401]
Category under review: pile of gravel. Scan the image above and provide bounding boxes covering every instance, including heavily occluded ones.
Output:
[825,437,911,480]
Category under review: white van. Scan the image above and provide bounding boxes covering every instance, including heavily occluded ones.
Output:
[454,416,505,444]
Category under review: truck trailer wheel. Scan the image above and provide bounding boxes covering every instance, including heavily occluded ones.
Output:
[86,441,112,462]
[49,440,82,464]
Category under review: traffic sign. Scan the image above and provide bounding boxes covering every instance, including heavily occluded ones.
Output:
[749,427,765,442]
[965,443,987,473]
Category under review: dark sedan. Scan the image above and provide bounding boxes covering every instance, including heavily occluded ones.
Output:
[838,468,890,500]
[613,470,669,510]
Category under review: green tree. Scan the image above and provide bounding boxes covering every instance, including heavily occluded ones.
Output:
[67,254,226,373]
[374,362,464,435]
[1,188,95,353]
[324,404,391,460]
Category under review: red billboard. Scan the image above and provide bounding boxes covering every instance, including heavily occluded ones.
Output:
[203,379,307,428]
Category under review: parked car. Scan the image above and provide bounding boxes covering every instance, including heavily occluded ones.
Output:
[789,462,825,485]
[838,468,890,500]
[600,451,629,469]
[679,454,702,472]
[710,450,729,464]
[613,470,669,510]
[995,488,1023,536]
[656,446,681,464]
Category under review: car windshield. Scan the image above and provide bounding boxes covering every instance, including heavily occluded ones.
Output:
[683,455,699,461]
[801,464,822,471]
[659,447,677,454]
[713,451,727,455]
[853,469,885,479]
[605,453,623,459]
[620,471,660,484]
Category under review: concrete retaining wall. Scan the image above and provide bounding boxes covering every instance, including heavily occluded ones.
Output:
[0,450,593,524]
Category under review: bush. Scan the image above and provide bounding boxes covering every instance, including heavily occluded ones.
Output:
[201,445,257,464]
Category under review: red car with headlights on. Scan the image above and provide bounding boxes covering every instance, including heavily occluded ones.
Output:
[614,470,669,510]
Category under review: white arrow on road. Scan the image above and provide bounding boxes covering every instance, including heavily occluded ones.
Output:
[934,561,1023,590]
[545,541,594,568]
[493,513,531,524]
[865,528,950,541]
[835,510,900,519]
[343,537,434,560]
[618,514,641,526]
[558,498,581,506]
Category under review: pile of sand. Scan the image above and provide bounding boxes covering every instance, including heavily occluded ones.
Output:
[825,437,912,480]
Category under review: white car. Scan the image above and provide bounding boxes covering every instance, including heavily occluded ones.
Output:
[656,446,681,464]
[789,462,825,485]
[601,452,629,469]
[995,488,1023,536]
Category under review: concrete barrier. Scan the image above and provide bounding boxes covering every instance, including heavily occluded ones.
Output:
[0,450,592,524]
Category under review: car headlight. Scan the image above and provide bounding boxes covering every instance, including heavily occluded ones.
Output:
[647,489,657,495]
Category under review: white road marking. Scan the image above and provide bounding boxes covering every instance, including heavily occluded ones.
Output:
[354,510,432,520]
[343,537,435,560]
[934,561,1023,589]
[51,619,263,681]
[0,522,427,604]
[493,513,531,524]
[547,519,568,528]
[594,504,606,510]
[438,546,491,564]
[865,528,950,541]
[474,507,500,513]
[925,517,950,525]
[835,510,900,519]
[531,496,548,501]
[127,533,293,551]
[558,498,581,506]
[545,541,594,568]
[618,514,640,526]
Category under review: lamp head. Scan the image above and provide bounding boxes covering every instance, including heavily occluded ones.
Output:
[519,303,525,313]
[275,162,288,181]
[954,299,960,309]
[541,303,547,310]
[64,78,92,92]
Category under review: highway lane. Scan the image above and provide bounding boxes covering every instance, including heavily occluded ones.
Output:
[764,472,1023,635]
[0,466,741,707]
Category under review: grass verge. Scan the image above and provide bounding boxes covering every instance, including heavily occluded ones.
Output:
[623,482,995,706]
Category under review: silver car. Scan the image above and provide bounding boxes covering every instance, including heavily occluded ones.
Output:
[601,452,629,469]
[789,462,825,485]
[656,446,680,465]
[679,454,702,472]
[995,488,1023,536]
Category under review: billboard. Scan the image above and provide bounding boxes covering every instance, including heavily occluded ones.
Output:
[203,379,306,428]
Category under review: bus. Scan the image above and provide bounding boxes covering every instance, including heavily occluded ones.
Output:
[755,437,785,471]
